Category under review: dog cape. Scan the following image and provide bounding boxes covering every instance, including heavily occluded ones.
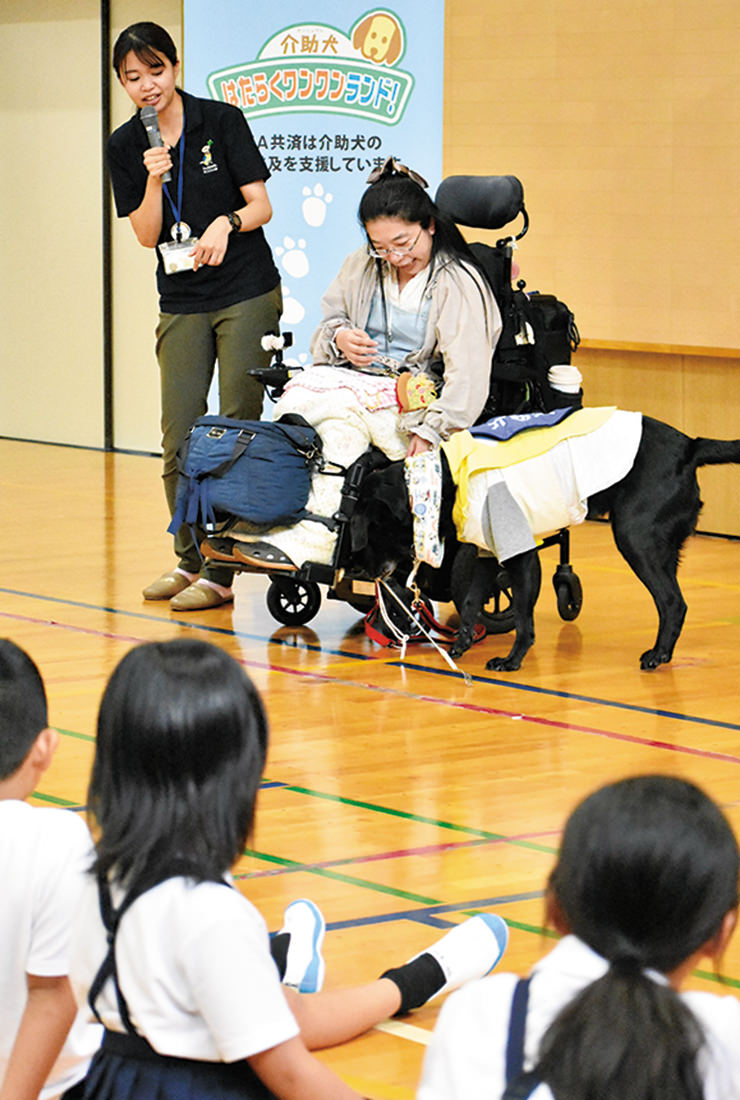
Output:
[442,407,643,562]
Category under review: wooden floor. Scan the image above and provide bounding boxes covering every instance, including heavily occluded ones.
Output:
[5,436,740,1098]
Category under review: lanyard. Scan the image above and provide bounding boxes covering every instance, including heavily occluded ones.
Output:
[162,103,186,241]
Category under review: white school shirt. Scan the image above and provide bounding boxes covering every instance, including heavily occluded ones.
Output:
[0,801,101,1099]
[69,874,299,1062]
[418,934,740,1100]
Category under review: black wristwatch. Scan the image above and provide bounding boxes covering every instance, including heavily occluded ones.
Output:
[226,210,242,233]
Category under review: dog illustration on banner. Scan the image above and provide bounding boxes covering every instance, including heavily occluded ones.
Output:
[352,10,404,65]
[208,10,413,124]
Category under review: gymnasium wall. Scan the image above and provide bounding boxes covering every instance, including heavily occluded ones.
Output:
[445,0,740,534]
[0,0,104,448]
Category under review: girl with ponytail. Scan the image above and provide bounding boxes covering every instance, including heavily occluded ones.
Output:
[419,775,740,1100]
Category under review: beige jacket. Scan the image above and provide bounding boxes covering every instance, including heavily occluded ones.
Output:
[310,248,502,445]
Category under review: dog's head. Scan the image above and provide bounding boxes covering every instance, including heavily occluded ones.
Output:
[348,460,414,579]
[351,12,404,65]
[346,450,458,586]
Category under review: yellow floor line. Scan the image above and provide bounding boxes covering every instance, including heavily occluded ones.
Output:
[375,1018,432,1045]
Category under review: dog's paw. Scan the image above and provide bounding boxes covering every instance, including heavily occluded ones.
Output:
[640,648,671,671]
[486,655,522,672]
[449,636,472,660]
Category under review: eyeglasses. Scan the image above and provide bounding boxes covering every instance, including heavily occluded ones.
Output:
[367,227,424,259]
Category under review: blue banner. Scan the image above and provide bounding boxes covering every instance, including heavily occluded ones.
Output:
[184,2,444,362]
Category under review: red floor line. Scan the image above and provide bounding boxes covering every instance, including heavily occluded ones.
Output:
[241,828,563,878]
[3,610,739,766]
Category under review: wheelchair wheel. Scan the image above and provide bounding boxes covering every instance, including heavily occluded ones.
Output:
[266,577,321,626]
[553,564,582,621]
[450,544,516,635]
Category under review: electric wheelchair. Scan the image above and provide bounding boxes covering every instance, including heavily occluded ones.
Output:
[195,174,583,633]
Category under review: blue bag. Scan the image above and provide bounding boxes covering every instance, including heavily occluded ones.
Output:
[168,415,325,534]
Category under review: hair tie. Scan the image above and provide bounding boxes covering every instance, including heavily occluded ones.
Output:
[366,155,428,189]
[610,952,643,974]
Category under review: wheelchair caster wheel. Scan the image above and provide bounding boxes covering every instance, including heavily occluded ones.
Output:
[553,564,582,621]
[266,576,321,626]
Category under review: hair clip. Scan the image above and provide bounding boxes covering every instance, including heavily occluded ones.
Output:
[366,156,428,189]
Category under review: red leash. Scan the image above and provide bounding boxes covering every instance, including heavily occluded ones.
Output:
[363,583,486,651]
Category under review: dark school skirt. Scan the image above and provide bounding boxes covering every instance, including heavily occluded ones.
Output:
[81,1030,278,1100]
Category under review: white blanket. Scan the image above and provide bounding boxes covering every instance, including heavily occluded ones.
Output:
[462,410,643,561]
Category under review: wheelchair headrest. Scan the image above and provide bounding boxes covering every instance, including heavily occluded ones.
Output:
[435,175,525,231]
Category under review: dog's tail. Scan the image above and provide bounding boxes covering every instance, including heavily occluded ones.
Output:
[693,437,740,468]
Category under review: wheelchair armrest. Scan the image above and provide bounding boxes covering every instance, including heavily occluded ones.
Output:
[248,365,294,387]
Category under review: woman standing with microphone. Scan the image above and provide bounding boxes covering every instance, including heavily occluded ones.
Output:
[107,22,281,611]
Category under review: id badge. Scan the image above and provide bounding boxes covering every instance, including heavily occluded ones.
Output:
[158,239,199,275]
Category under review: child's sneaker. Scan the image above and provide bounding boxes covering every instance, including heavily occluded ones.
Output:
[380,913,509,1014]
[275,899,326,993]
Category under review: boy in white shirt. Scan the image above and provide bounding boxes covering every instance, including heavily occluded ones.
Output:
[0,639,101,1100]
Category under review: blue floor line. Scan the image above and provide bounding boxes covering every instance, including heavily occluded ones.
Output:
[393,660,740,732]
[4,585,738,731]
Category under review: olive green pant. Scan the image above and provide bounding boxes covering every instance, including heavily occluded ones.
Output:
[156,285,282,585]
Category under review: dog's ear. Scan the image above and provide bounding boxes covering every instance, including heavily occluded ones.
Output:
[385,21,403,64]
[351,15,372,50]
[370,463,412,525]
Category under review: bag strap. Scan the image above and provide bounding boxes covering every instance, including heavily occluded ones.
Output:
[87,871,230,1037]
[501,977,542,1099]
[87,875,146,1036]
[190,427,256,484]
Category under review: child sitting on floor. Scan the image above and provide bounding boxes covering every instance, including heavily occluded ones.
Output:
[418,773,740,1100]
[0,639,101,1100]
[69,638,508,1099]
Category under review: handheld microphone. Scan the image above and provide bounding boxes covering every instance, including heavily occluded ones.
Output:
[140,105,172,183]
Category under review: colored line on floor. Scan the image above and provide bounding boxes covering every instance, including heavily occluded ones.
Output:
[6,605,740,774]
[265,782,560,854]
[235,832,559,883]
[393,659,740,734]
[0,595,375,661]
[4,593,740,737]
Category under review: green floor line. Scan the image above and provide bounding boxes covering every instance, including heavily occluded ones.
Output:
[280,783,558,855]
[58,727,95,742]
[244,849,440,905]
[31,792,80,807]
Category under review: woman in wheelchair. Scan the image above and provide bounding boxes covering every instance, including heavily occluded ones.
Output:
[231,157,501,572]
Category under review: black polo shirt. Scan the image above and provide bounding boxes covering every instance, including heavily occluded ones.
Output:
[107,90,279,314]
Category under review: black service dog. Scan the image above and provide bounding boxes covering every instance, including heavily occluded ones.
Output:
[349,417,740,671]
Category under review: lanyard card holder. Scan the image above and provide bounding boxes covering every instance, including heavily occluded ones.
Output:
[158,238,199,274]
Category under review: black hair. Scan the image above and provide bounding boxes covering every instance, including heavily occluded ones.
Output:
[358,164,489,345]
[112,21,178,78]
[88,639,268,894]
[536,775,739,1100]
[0,639,48,780]
[359,168,479,270]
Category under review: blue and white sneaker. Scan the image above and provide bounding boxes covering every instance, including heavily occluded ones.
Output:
[423,913,509,998]
[279,899,326,993]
